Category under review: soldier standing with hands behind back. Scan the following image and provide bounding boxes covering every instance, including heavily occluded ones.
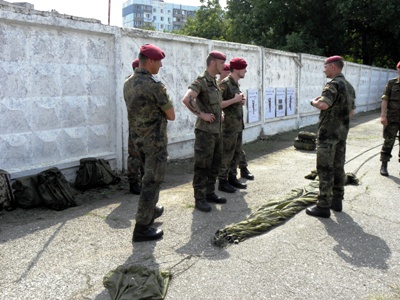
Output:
[126,58,143,195]
[306,56,356,219]
[124,44,175,242]
[379,61,400,176]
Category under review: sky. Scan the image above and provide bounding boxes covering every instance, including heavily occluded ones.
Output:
[25,0,227,27]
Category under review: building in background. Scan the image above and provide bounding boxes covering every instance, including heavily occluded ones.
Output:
[0,1,34,9]
[122,0,199,31]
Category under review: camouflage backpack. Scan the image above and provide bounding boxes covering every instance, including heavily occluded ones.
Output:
[75,158,120,191]
[0,169,17,211]
[36,168,78,211]
[13,168,78,211]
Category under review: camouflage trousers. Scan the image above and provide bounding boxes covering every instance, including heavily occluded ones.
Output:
[193,129,222,200]
[316,139,346,208]
[380,122,400,162]
[135,147,168,225]
[218,131,243,180]
[238,149,248,170]
[128,133,144,183]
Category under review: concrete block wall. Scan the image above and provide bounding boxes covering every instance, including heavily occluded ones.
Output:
[0,4,396,180]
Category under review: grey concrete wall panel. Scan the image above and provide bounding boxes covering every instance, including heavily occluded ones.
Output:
[0,4,119,178]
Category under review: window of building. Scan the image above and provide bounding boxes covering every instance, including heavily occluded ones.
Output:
[161,16,164,21]
[153,8,156,12]
[168,17,171,22]
[182,10,185,15]
[153,16,156,20]
[145,13,150,18]
[161,9,164,13]
[161,24,164,29]
[168,10,171,14]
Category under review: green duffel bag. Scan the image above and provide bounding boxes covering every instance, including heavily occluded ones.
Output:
[293,138,316,151]
[298,131,317,141]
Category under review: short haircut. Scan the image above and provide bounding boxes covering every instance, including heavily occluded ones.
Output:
[138,53,149,63]
[332,60,344,70]
[206,54,216,67]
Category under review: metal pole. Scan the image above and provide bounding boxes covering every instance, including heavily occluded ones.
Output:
[108,0,111,25]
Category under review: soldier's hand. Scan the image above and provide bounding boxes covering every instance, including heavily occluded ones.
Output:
[381,116,388,126]
[201,112,216,123]
[234,93,242,103]
[241,93,246,106]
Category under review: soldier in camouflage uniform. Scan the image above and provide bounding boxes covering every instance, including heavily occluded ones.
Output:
[126,58,143,195]
[306,56,356,219]
[218,57,249,193]
[218,63,254,181]
[124,44,175,242]
[379,62,400,176]
[182,51,227,212]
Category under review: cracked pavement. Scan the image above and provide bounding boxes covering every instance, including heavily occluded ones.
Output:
[1,110,399,300]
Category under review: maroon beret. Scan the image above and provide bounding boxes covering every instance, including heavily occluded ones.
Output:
[396,61,400,69]
[132,58,139,69]
[223,63,230,71]
[325,55,343,64]
[230,57,248,70]
[209,51,226,61]
[140,44,165,60]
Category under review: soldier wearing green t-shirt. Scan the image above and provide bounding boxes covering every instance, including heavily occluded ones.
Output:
[218,57,249,193]
[306,56,356,219]
[182,51,227,212]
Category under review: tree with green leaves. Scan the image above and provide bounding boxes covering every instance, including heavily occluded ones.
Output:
[176,0,228,40]
[225,0,400,67]
[177,0,400,68]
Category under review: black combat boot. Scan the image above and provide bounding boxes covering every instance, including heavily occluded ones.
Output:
[306,205,330,218]
[206,193,227,203]
[330,199,342,212]
[130,182,141,195]
[218,179,236,193]
[132,224,163,242]
[240,167,255,180]
[195,199,211,212]
[380,161,389,176]
[228,175,247,189]
[149,205,164,225]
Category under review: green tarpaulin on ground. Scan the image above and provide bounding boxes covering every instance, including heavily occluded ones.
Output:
[103,265,171,300]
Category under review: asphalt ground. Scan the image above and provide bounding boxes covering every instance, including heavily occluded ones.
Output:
[1,110,400,300]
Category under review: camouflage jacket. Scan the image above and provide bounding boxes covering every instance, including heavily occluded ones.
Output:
[219,75,244,133]
[188,70,222,134]
[318,73,356,141]
[123,68,173,153]
[382,77,400,122]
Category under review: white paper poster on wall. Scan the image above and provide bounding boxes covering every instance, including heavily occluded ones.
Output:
[264,87,276,119]
[286,87,295,116]
[247,89,259,123]
[275,88,286,117]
